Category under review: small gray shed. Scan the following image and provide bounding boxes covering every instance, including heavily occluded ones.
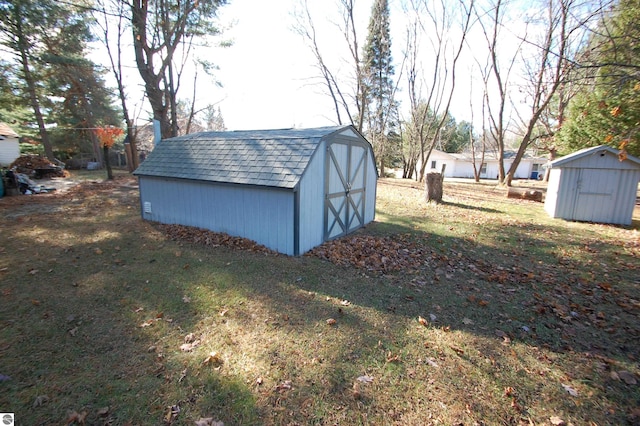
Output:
[544,145,640,225]
[133,125,377,255]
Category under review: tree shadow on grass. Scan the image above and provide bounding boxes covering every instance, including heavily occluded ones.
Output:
[2,185,639,425]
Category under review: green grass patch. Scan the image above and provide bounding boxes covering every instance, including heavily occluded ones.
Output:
[0,174,638,425]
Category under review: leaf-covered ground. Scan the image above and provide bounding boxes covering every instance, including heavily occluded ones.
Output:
[0,172,638,425]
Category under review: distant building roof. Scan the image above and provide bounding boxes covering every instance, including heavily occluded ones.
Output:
[0,123,19,138]
[134,126,355,189]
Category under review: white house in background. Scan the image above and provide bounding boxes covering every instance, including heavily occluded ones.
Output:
[0,123,20,167]
[426,149,548,180]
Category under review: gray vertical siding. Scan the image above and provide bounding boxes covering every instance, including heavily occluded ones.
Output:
[139,176,295,254]
[545,167,639,225]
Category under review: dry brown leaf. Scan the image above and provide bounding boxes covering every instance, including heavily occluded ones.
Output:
[195,418,224,426]
[203,351,224,367]
[418,316,428,327]
[275,380,293,392]
[549,416,566,425]
[67,410,87,425]
[326,318,337,326]
[561,383,578,396]
[180,340,200,352]
[618,370,637,385]
[386,352,400,363]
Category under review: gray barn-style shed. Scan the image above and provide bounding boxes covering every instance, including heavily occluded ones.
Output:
[134,125,377,255]
[544,145,640,225]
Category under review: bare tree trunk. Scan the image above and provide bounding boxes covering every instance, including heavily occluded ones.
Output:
[103,145,113,180]
[543,146,557,182]
[95,0,139,170]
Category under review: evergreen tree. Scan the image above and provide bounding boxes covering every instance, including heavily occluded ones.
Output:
[557,0,640,157]
[362,0,397,175]
[0,0,115,160]
[0,0,60,159]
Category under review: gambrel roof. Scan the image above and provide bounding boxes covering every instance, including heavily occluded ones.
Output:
[134,126,354,189]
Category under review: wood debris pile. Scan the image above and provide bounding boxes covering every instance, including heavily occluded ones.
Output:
[9,155,66,178]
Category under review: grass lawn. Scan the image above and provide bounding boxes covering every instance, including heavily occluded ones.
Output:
[0,172,638,425]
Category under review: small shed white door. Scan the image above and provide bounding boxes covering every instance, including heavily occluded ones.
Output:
[324,138,369,240]
[571,168,619,222]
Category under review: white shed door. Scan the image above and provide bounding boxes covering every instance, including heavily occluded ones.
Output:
[325,139,369,240]
[571,169,619,222]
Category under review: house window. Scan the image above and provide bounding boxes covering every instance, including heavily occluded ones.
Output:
[480,163,487,175]
[431,160,437,169]
[532,163,541,172]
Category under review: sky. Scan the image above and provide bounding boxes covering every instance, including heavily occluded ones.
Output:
[103,0,523,133]
[109,0,409,132]
[210,0,333,130]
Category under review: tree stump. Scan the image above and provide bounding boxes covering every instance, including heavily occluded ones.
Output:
[425,172,444,203]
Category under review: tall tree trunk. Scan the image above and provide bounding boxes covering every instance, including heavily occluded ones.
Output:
[103,145,113,180]
[14,4,55,161]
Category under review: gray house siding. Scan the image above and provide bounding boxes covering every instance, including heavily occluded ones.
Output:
[140,177,295,254]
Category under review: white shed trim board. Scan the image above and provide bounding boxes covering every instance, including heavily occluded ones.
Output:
[134,125,377,255]
[544,145,640,226]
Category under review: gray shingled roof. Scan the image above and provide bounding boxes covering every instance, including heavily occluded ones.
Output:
[134,126,350,189]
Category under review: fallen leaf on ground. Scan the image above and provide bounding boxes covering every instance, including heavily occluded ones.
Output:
[418,316,428,327]
[67,410,87,424]
[386,352,400,363]
[180,340,200,352]
[275,380,293,392]
[356,375,374,383]
[203,351,224,367]
[340,300,351,306]
[326,318,337,326]
[32,395,48,408]
[425,358,439,368]
[165,405,180,423]
[561,383,578,396]
[195,418,224,426]
[462,317,474,325]
[618,370,637,385]
[549,416,565,425]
